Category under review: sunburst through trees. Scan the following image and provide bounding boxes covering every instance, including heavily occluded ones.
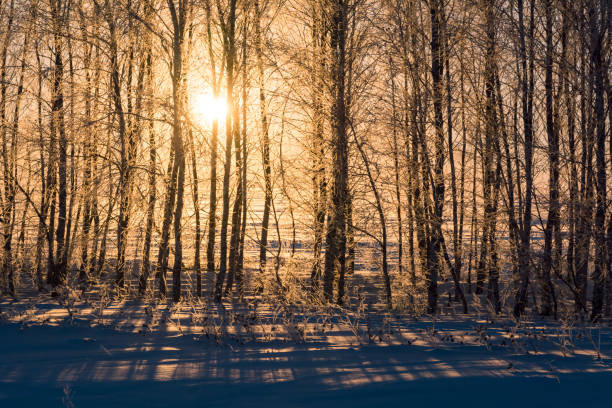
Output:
[0,0,610,320]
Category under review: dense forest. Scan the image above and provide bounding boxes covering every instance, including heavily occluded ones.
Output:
[0,0,610,322]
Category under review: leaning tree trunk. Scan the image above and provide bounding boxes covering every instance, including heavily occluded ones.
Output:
[351,125,392,309]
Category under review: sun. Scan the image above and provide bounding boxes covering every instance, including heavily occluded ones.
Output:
[190,91,228,127]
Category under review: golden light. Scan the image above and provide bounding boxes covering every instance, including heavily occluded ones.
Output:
[191,91,228,127]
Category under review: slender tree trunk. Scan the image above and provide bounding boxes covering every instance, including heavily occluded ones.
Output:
[157,148,177,298]
[0,0,16,294]
[445,16,461,300]
[390,57,403,278]
[402,40,416,293]
[106,2,130,288]
[539,0,559,317]
[255,0,272,289]
[575,44,594,315]
[169,0,187,303]
[310,5,327,293]
[50,0,68,289]
[138,24,156,296]
[514,0,535,317]
[237,66,248,296]
[323,0,348,303]
[78,14,95,286]
[351,125,392,309]
[561,0,578,301]
[590,0,607,320]
[189,128,202,296]
[139,113,156,296]
[34,36,46,291]
[225,85,244,297]
[427,0,445,314]
[214,0,238,302]
[204,0,220,297]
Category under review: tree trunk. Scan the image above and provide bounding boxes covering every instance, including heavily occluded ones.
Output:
[427,0,445,314]
[214,0,238,302]
[590,0,607,321]
[168,0,187,303]
[255,0,272,291]
[323,0,348,303]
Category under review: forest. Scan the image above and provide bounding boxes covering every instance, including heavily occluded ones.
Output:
[0,0,611,406]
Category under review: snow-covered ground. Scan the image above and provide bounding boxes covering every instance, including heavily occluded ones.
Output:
[1,296,611,407]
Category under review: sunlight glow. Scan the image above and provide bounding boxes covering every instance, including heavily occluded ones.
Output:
[191,91,227,127]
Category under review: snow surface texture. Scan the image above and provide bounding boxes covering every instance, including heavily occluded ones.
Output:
[1,296,611,407]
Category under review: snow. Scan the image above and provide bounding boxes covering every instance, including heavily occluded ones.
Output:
[1,297,611,407]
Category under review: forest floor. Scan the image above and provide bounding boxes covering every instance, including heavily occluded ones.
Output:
[1,293,611,407]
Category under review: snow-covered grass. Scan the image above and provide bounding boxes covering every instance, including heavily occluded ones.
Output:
[1,294,611,407]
